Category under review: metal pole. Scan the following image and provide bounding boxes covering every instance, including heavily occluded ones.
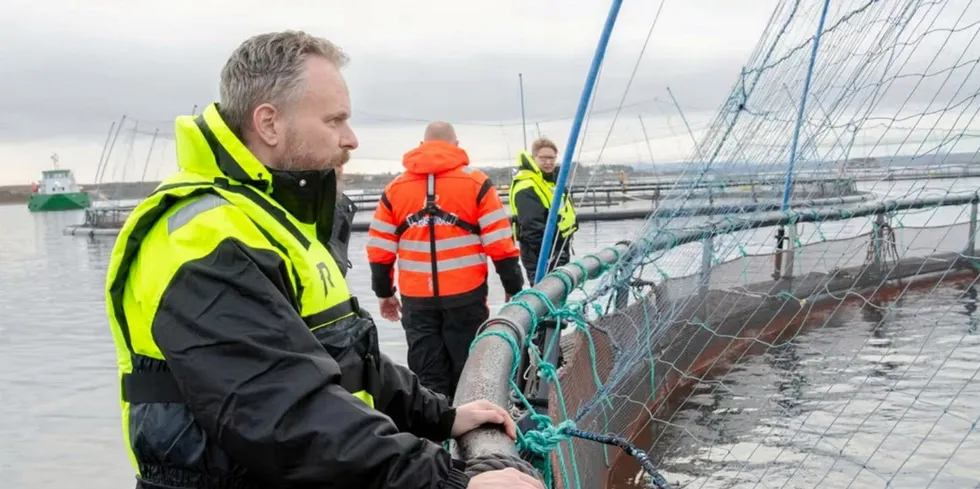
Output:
[138,129,160,197]
[534,0,624,285]
[91,120,118,187]
[519,73,528,150]
[699,235,713,299]
[784,223,797,278]
[873,213,885,273]
[968,201,978,256]
[97,115,127,186]
[638,115,656,174]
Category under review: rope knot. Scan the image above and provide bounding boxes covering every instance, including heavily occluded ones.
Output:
[538,361,560,381]
[519,417,576,455]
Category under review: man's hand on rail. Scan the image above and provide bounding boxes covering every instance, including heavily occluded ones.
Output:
[451,400,517,440]
[468,468,545,489]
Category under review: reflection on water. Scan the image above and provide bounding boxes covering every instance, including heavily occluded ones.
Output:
[648,282,980,489]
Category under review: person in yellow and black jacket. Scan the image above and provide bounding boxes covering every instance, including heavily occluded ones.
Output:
[104,31,543,489]
[509,137,579,285]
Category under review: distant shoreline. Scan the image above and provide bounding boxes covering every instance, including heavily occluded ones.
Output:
[8,153,971,205]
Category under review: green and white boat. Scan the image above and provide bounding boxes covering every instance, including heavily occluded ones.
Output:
[27,154,91,212]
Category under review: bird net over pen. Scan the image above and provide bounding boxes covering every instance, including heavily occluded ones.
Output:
[454,1,980,488]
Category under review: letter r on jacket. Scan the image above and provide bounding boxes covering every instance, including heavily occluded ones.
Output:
[316,262,334,294]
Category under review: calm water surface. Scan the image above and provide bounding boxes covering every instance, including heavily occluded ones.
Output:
[648,284,980,488]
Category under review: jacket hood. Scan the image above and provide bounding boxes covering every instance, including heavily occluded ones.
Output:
[173,103,276,192]
[173,102,338,232]
[402,140,469,174]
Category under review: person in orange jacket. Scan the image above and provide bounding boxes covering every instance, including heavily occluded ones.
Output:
[367,122,525,398]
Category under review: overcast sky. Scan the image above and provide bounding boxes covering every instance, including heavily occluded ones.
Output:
[2,0,978,186]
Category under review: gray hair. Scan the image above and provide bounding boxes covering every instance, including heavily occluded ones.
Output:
[219,30,349,138]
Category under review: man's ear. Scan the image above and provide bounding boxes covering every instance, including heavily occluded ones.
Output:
[252,103,281,146]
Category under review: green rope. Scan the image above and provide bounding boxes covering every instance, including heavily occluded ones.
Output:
[464,245,665,489]
[468,287,591,489]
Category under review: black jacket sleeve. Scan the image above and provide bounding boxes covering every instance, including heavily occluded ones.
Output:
[514,188,572,282]
[513,187,548,249]
[514,187,549,277]
[375,351,457,441]
[151,237,469,489]
[493,257,525,296]
[349,308,456,441]
[370,262,397,298]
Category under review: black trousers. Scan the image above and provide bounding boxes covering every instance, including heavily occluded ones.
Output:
[401,300,490,399]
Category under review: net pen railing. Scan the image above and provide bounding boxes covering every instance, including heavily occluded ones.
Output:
[453,192,980,489]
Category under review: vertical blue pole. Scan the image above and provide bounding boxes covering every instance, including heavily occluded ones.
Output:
[780,0,832,211]
[534,0,624,284]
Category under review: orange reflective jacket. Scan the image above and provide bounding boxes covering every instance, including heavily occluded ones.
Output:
[367,141,523,303]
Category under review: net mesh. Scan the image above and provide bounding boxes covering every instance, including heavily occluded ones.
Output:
[493,0,980,488]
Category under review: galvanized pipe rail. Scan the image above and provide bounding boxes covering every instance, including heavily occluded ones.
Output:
[342,176,856,207]
[452,243,630,462]
[454,191,980,465]
[346,192,874,232]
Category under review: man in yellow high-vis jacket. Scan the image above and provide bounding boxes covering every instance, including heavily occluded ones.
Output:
[104,30,542,489]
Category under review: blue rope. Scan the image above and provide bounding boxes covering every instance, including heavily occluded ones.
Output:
[564,428,672,489]
[780,0,833,211]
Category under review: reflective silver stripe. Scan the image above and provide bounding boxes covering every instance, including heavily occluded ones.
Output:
[427,173,435,196]
[480,227,513,247]
[478,208,509,228]
[369,219,397,234]
[168,193,228,234]
[399,253,487,273]
[399,235,481,252]
[367,236,398,252]
[461,166,475,174]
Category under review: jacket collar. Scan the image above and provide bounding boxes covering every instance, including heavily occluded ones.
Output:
[173,102,339,234]
[516,150,542,176]
[174,103,275,192]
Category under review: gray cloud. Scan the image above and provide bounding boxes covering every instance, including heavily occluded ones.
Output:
[0,22,747,145]
[1,0,977,153]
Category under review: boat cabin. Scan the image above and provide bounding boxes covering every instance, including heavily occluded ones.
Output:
[37,169,82,195]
